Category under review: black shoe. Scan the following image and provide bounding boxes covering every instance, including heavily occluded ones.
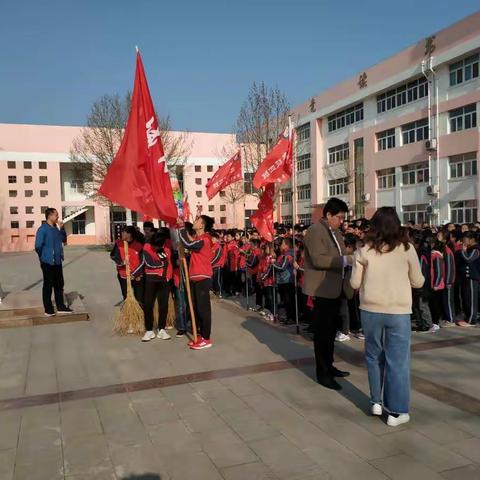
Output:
[57,307,73,314]
[317,376,342,391]
[176,330,186,338]
[330,367,350,378]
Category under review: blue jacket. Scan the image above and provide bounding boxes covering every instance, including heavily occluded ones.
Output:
[35,223,67,265]
[273,249,295,285]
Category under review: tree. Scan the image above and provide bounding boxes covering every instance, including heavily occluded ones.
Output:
[70,92,191,202]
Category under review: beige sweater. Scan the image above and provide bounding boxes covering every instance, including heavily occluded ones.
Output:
[350,243,424,314]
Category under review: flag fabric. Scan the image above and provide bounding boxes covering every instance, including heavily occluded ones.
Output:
[183,193,191,222]
[206,150,242,200]
[253,127,293,190]
[99,51,178,224]
[251,183,275,242]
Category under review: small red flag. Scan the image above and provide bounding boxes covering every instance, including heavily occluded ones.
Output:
[206,150,242,200]
[253,128,293,190]
[251,183,275,242]
[182,193,191,222]
[99,51,178,224]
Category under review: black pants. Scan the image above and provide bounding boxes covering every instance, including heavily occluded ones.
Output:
[41,263,66,314]
[253,276,262,307]
[278,283,296,321]
[429,290,444,325]
[264,286,274,313]
[312,296,342,379]
[144,279,170,331]
[461,278,479,324]
[117,275,144,304]
[212,267,222,295]
[191,279,212,340]
[348,294,362,332]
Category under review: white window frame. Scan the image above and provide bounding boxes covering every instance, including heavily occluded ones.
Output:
[328,143,349,164]
[328,103,363,132]
[297,184,311,201]
[449,152,477,179]
[377,128,396,151]
[296,124,310,142]
[449,104,477,133]
[450,200,478,224]
[297,214,311,226]
[377,77,428,113]
[281,188,292,204]
[402,204,428,225]
[449,53,479,87]
[401,162,429,185]
[377,168,396,190]
[297,153,311,171]
[401,118,428,145]
[282,215,293,225]
[328,178,348,197]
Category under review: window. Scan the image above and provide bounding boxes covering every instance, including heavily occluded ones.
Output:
[281,188,292,203]
[195,178,202,185]
[450,200,477,224]
[41,206,48,214]
[25,190,33,197]
[328,178,348,196]
[220,217,226,224]
[328,143,349,164]
[449,104,477,133]
[26,221,34,228]
[208,205,214,212]
[40,190,48,197]
[377,128,396,151]
[207,165,213,172]
[195,165,201,172]
[220,204,226,211]
[25,206,34,214]
[196,191,202,198]
[328,103,363,132]
[39,176,48,184]
[24,161,32,169]
[377,168,396,189]
[72,212,86,234]
[377,77,428,113]
[9,190,17,197]
[220,191,226,198]
[39,161,47,169]
[10,206,18,214]
[401,162,429,185]
[403,204,429,224]
[298,214,311,226]
[11,221,19,229]
[450,152,477,179]
[449,54,479,86]
[7,161,15,169]
[401,118,428,144]
[24,176,32,183]
[282,215,293,225]
[244,172,256,195]
[70,180,84,193]
[297,184,311,201]
[8,176,17,183]
[297,153,311,171]
[297,123,310,142]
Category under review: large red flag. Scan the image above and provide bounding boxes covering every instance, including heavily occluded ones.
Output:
[206,150,242,200]
[253,127,293,190]
[99,51,178,224]
[251,183,275,242]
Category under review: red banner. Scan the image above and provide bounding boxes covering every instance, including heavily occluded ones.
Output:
[251,183,275,242]
[206,150,242,200]
[99,51,178,224]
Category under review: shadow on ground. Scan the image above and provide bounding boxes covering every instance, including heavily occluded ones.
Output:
[121,475,161,480]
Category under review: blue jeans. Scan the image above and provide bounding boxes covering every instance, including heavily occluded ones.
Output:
[360,310,411,414]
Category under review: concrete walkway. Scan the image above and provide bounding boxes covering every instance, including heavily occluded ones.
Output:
[0,247,479,479]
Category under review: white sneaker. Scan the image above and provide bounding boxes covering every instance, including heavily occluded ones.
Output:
[157,329,171,340]
[371,403,382,416]
[335,332,351,342]
[432,324,440,331]
[387,413,410,427]
[141,331,156,342]
[44,312,56,317]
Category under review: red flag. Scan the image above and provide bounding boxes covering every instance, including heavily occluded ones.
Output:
[253,127,293,190]
[99,51,178,224]
[182,193,191,222]
[206,150,242,200]
[251,183,275,242]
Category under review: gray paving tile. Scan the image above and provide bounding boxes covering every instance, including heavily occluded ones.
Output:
[221,461,278,480]
[0,412,21,450]
[441,465,480,480]
[63,434,112,476]
[220,375,267,397]
[371,454,445,480]
[0,449,15,480]
[132,398,179,426]
[61,408,103,439]
[13,460,64,480]
[219,408,280,442]
[181,406,230,433]
[449,437,480,464]
[200,388,249,414]
[147,419,201,455]
[165,451,223,480]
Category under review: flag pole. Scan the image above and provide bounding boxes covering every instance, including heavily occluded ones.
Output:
[289,115,300,335]
[241,147,250,311]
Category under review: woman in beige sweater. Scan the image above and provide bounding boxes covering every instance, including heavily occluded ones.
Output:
[350,207,424,427]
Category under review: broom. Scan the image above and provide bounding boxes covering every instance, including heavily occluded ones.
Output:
[114,241,145,335]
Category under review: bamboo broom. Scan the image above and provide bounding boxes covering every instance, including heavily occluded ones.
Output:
[177,243,198,344]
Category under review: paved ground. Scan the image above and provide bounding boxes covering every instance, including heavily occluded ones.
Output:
[0,246,480,480]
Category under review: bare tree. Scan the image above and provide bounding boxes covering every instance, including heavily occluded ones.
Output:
[70,92,192,202]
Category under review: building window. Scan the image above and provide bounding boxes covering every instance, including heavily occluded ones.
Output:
[449,152,477,179]
[297,123,310,142]
[25,190,33,197]
[282,215,293,225]
[377,77,428,113]
[449,104,477,133]
[39,161,47,169]
[328,178,348,196]
[220,204,226,211]
[24,161,32,169]
[24,176,33,183]
[449,54,479,87]
[70,180,84,193]
[195,178,202,185]
[220,217,226,224]
[297,184,311,201]
[40,190,48,197]
[39,176,48,184]
[377,168,396,189]
[403,204,429,224]
[41,206,48,214]
[297,153,311,171]
[9,190,17,197]
[26,220,34,228]
[402,162,429,185]
[377,128,396,151]
[328,103,363,132]
[11,221,19,229]
[72,212,86,234]
[219,191,226,197]
[196,191,202,198]
[7,161,15,169]
[243,172,257,195]
[208,205,214,212]
[195,165,201,172]
[401,118,428,144]
[10,206,18,214]
[450,200,477,224]
[25,206,34,214]
[8,175,17,183]
[281,188,292,203]
[207,165,213,172]
[328,143,349,164]
[298,214,311,226]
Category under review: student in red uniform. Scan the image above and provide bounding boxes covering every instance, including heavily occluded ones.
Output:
[211,233,224,297]
[110,226,144,304]
[247,239,262,309]
[179,215,215,350]
[226,231,240,296]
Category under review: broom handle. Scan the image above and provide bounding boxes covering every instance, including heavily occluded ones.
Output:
[123,241,133,295]
[178,243,198,344]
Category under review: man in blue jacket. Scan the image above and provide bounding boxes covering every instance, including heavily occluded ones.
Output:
[35,208,72,316]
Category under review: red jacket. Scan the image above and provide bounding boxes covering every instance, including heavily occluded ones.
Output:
[227,241,239,272]
[179,229,213,281]
[247,247,261,275]
[143,243,172,281]
[110,239,144,279]
[211,243,225,268]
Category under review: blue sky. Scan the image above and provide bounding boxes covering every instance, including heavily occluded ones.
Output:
[0,1,478,132]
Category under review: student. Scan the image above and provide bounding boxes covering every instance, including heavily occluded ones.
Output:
[259,243,275,321]
[179,215,215,350]
[437,231,456,326]
[110,226,144,304]
[273,237,295,325]
[211,233,224,297]
[225,231,239,296]
[143,221,156,244]
[247,239,262,309]
[458,231,480,326]
[428,237,446,330]
[142,230,172,342]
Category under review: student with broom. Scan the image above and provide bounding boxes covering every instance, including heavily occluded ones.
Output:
[179,215,215,350]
